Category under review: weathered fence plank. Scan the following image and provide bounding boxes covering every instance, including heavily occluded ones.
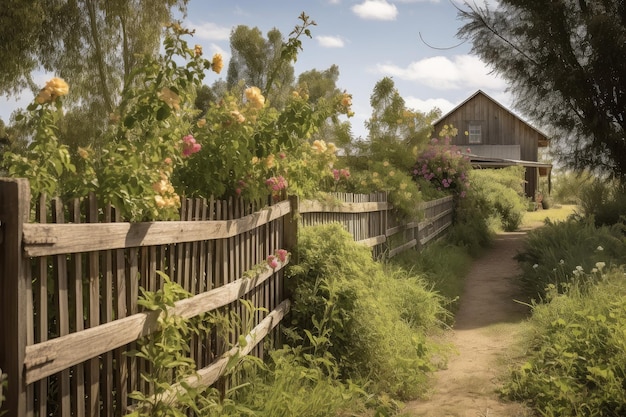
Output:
[23,200,291,256]
[1,179,453,416]
[0,178,30,417]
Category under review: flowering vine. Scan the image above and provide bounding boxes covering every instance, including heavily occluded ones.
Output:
[412,125,472,198]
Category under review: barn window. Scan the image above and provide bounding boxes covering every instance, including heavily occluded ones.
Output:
[468,123,482,144]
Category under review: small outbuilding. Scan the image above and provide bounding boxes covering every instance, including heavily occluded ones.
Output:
[433,90,552,200]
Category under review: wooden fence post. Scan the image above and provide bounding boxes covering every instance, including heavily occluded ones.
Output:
[0,178,31,416]
[284,195,299,264]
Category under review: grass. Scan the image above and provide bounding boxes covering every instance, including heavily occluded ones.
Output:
[521,204,577,228]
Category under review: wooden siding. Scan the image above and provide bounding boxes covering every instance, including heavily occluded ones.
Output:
[433,91,547,199]
[434,92,541,162]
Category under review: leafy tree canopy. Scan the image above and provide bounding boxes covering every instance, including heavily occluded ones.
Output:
[458,0,626,178]
[361,77,438,169]
[0,0,187,148]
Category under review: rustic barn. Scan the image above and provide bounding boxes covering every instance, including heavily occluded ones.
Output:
[433,90,552,200]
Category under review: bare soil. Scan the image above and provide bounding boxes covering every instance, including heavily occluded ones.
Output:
[402,231,535,417]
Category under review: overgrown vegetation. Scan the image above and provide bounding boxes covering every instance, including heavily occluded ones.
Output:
[127,222,479,416]
[578,178,626,228]
[392,241,472,314]
[502,270,626,416]
[550,170,593,205]
[514,218,626,300]
[506,195,626,416]
[287,224,451,403]
[469,166,528,232]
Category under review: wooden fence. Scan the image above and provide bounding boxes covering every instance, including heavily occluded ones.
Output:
[0,178,454,417]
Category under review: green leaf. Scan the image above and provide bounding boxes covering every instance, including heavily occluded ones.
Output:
[156,104,171,121]
[124,115,136,128]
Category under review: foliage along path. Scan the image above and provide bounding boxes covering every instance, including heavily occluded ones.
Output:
[403,231,535,417]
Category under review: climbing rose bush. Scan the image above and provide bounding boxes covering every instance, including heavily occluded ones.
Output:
[413,125,471,198]
[4,23,222,221]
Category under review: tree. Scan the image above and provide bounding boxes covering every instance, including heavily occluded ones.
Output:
[226,25,294,108]
[0,0,187,149]
[296,65,354,148]
[361,77,437,169]
[0,2,45,95]
[457,1,626,178]
[297,65,341,103]
[226,13,316,110]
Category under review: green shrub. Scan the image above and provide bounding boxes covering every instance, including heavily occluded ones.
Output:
[502,271,626,416]
[392,241,472,314]
[579,178,626,227]
[551,170,593,205]
[287,224,449,400]
[469,166,528,231]
[515,217,626,300]
[229,345,368,417]
[446,193,494,256]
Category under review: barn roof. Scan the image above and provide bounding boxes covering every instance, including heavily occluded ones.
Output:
[434,90,550,147]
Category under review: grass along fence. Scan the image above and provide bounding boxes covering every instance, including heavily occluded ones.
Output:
[0,178,454,417]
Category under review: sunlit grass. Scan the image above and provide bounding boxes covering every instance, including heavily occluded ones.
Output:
[521,204,577,228]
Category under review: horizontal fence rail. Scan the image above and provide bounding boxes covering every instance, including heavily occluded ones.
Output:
[0,178,454,417]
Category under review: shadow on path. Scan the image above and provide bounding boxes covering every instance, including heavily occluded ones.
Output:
[402,232,534,417]
[453,232,530,331]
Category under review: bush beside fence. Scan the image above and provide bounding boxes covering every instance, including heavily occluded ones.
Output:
[0,178,454,417]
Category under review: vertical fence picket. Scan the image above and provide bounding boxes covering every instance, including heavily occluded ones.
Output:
[114,207,128,416]
[51,198,72,417]
[69,199,86,417]
[2,177,453,416]
[34,194,48,417]
[86,193,100,417]
[0,179,30,417]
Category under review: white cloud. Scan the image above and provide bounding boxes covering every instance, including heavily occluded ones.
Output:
[351,0,398,20]
[405,96,455,114]
[316,35,345,48]
[208,43,229,59]
[189,22,231,41]
[375,55,506,90]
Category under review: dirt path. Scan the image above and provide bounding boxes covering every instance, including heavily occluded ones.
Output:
[402,232,534,417]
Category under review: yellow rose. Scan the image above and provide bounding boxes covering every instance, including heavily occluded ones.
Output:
[230,110,245,123]
[157,87,180,111]
[36,88,52,104]
[211,53,223,74]
[245,86,265,109]
[312,139,327,153]
[154,195,167,208]
[197,118,207,128]
[152,180,168,194]
[341,93,352,107]
[194,44,203,57]
[77,147,89,159]
[46,77,69,97]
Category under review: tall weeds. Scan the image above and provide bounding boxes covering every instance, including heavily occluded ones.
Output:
[287,223,451,401]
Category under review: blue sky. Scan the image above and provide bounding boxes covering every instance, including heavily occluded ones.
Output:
[1,0,506,139]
